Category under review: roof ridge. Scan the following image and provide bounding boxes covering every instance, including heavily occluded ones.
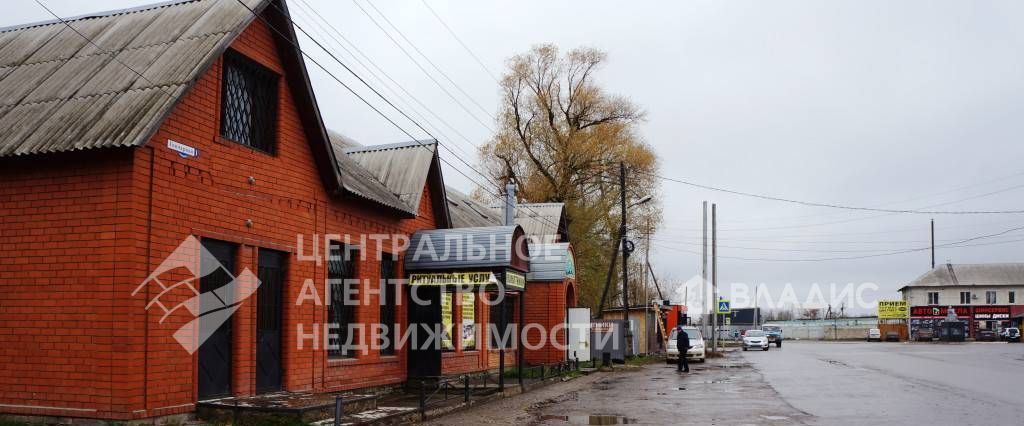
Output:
[344,139,437,153]
[0,0,204,34]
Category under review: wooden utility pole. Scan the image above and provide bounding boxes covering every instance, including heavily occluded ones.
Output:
[619,162,632,354]
[644,217,651,303]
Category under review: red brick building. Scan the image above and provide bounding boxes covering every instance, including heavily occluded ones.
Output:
[0,0,488,420]
[0,0,580,422]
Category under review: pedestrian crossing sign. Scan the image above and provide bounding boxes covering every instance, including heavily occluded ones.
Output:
[717,299,731,314]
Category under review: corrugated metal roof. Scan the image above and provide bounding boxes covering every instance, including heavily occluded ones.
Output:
[326,132,411,215]
[903,263,1024,289]
[0,0,267,157]
[345,139,438,214]
[405,226,526,271]
[527,242,573,282]
[446,186,503,228]
[487,202,566,243]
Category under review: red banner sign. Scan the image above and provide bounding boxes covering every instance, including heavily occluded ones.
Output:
[910,306,971,317]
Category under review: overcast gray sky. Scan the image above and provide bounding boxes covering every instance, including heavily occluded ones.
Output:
[10,0,1024,314]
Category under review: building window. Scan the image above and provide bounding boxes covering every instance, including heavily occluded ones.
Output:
[379,253,398,356]
[927,292,939,305]
[986,291,997,304]
[328,243,359,358]
[220,50,279,153]
[1010,291,1016,304]
[960,291,971,305]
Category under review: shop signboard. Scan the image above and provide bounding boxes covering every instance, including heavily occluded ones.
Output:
[877,300,909,319]
[973,305,1010,319]
[910,305,971,318]
[504,272,526,290]
[409,271,498,286]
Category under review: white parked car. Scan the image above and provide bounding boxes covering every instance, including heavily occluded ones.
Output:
[742,330,770,351]
[867,328,882,342]
[667,326,706,363]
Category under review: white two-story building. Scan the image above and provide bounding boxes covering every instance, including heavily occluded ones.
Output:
[899,263,1024,338]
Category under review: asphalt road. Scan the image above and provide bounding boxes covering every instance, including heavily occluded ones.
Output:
[742,341,1024,425]
[427,354,808,425]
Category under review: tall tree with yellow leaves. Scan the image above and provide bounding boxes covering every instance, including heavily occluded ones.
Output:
[479,44,661,309]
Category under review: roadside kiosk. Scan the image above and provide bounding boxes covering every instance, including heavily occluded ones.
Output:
[404,226,530,381]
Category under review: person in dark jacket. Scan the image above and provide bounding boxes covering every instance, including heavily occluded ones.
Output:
[676,326,690,372]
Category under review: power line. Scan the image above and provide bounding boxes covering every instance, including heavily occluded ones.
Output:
[418,0,500,82]
[688,169,1024,226]
[360,0,496,120]
[640,170,1024,215]
[348,0,496,133]
[647,233,1024,253]
[651,224,1024,262]
[290,0,482,160]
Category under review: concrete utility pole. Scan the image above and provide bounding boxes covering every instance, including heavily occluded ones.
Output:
[711,203,718,353]
[702,201,707,325]
[930,219,935,269]
[754,284,759,329]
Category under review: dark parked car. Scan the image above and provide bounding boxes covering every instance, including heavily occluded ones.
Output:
[1000,328,1020,343]
[885,331,900,342]
[978,330,998,342]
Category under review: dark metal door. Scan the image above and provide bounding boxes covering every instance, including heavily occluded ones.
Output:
[256,249,286,393]
[197,239,237,400]
[407,286,441,378]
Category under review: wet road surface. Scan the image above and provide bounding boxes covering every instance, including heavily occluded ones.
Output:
[427,352,808,425]
[742,341,1024,425]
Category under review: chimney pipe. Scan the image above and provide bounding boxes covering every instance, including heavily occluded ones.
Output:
[504,182,516,226]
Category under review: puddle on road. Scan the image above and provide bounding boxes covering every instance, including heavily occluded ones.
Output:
[539,415,637,425]
[760,415,790,421]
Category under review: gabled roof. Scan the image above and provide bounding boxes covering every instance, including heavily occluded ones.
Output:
[900,263,1024,291]
[345,139,439,214]
[446,186,503,228]
[327,134,409,215]
[0,0,269,157]
[445,187,569,242]
[325,131,450,220]
[488,202,567,243]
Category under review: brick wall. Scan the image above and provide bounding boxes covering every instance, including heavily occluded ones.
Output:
[0,148,135,419]
[522,280,576,365]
